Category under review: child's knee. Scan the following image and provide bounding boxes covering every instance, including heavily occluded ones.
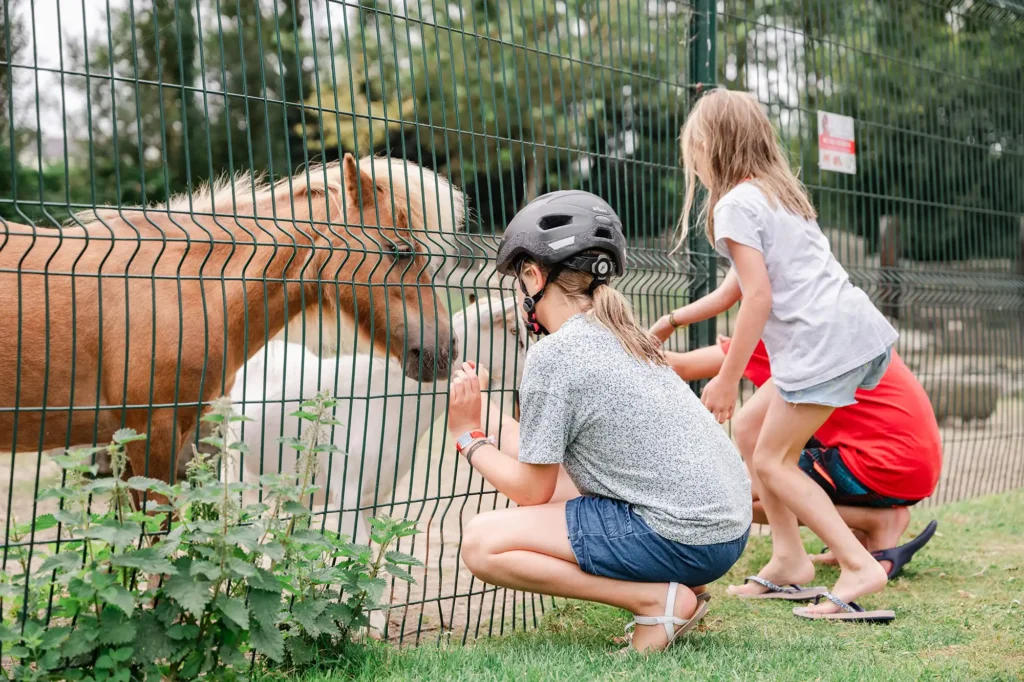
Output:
[752,456,783,487]
[732,411,761,459]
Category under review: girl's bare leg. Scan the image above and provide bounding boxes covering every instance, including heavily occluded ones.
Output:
[728,381,818,596]
[462,503,698,652]
[744,393,889,611]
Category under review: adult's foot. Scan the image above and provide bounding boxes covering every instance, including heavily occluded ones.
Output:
[726,555,816,597]
[802,560,888,615]
[810,508,910,575]
[629,583,699,652]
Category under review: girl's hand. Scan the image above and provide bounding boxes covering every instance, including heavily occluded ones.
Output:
[701,375,738,424]
[649,313,681,344]
[449,361,483,437]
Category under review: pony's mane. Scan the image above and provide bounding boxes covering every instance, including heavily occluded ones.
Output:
[357,156,465,235]
[71,156,465,236]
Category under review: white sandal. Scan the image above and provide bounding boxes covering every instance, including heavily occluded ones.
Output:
[621,582,709,653]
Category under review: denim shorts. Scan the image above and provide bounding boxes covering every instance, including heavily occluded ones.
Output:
[777,347,892,408]
[565,495,749,586]
[799,445,923,508]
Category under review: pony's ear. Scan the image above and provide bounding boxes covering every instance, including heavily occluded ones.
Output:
[342,153,377,216]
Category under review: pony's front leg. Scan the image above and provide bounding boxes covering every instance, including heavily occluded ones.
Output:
[123,409,178,511]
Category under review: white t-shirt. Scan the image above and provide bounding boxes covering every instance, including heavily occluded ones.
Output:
[713,182,897,392]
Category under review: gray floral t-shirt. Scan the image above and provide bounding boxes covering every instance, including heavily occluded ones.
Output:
[518,314,752,545]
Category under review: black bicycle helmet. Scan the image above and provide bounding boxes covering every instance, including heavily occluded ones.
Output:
[495,190,627,277]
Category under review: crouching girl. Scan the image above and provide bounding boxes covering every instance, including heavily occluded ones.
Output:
[448,191,751,652]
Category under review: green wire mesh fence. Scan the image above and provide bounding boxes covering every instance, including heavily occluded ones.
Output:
[0,0,1021,646]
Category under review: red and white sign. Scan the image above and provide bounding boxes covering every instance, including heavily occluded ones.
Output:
[818,110,856,175]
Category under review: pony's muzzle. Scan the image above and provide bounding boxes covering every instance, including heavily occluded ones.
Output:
[404,335,458,382]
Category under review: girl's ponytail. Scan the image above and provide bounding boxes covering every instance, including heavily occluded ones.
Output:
[589,284,667,366]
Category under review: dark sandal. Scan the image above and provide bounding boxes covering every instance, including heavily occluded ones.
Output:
[871,520,938,580]
[735,576,826,601]
[793,591,895,622]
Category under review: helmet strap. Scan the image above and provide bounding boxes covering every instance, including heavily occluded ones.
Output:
[515,260,564,336]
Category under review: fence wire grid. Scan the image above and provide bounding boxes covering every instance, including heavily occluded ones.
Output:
[1,0,1022,646]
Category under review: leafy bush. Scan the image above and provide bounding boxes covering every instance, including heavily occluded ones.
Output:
[0,392,420,680]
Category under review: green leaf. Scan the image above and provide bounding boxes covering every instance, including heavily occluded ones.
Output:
[226,557,257,577]
[247,567,283,594]
[132,611,175,662]
[97,616,136,645]
[110,548,177,575]
[0,623,20,643]
[287,636,316,666]
[385,564,417,584]
[291,599,330,637]
[126,477,174,496]
[32,513,59,532]
[214,595,250,630]
[39,626,72,650]
[111,646,133,663]
[356,575,387,606]
[38,551,84,574]
[112,428,147,444]
[277,436,307,451]
[62,625,100,659]
[199,436,224,449]
[226,525,262,552]
[247,588,281,629]
[249,621,284,663]
[99,584,136,617]
[384,550,423,566]
[201,412,226,423]
[163,572,213,620]
[190,560,224,581]
[289,410,320,422]
[281,501,310,516]
[84,520,142,548]
[259,541,286,562]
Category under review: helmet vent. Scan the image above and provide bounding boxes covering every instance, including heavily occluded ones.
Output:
[594,227,613,240]
[538,214,573,230]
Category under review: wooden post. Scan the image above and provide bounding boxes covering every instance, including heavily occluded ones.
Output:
[879,216,901,320]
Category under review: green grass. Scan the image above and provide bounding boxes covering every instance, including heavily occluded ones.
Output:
[268,490,1024,681]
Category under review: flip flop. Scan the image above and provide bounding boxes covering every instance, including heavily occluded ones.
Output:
[817,520,938,580]
[734,576,827,601]
[621,583,710,653]
[871,520,938,580]
[793,591,895,623]
[696,591,711,604]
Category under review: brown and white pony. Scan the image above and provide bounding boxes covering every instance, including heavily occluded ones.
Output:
[0,154,463,493]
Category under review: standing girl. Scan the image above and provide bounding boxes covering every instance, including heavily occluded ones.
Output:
[679,90,898,621]
[448,191,751,651]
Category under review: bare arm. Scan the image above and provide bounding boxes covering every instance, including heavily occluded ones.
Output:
[650,268,742,343]
[718,244,771,384]
[479,397,580,502]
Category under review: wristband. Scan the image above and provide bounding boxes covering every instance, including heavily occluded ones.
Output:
[455,430,487,454]
[670,311,687,329]
[464,439,491,467]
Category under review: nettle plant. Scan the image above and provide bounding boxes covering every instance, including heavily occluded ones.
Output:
[0,392,421,681]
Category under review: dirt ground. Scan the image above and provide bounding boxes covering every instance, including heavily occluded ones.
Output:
[2,394,1023,643]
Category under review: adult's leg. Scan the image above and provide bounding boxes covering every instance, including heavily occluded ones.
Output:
[746,394,888,612]
[809,506,910,575]
[461,503,698,652]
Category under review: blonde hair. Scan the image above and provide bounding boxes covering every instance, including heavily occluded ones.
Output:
[530,258,666,366]
[676,89,816,249]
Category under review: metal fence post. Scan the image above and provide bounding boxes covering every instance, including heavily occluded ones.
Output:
[687,0,718,389]
[880,215,902,320]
